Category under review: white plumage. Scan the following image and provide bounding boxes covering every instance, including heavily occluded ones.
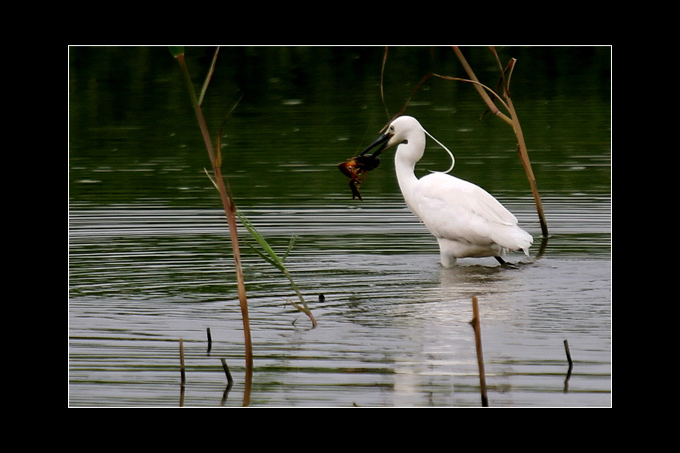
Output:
[362,116,532,268]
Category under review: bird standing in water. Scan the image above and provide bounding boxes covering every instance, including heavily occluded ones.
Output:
[361,116,532,268]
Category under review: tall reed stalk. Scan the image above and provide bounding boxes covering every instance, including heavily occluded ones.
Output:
[169,47,253,402]
[453,46,548,237]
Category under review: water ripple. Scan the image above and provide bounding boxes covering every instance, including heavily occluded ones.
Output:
[69,195,610,407]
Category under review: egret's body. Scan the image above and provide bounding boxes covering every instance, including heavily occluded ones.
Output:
[363,116,532,268]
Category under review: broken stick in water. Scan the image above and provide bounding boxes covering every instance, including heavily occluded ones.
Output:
[470,296,488,407]
[563,339,573,392]
[179,338,186,386]
[221,358,234,390]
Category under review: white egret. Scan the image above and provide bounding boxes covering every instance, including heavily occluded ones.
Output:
[361,116,532,268]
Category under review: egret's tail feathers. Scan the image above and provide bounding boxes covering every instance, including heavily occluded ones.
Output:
[519,230,534,252]
[495,226,533,255]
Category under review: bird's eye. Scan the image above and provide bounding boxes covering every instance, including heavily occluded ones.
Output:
[389,125,395,132]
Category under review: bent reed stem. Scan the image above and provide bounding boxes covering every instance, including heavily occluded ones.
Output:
[380,46,549,238]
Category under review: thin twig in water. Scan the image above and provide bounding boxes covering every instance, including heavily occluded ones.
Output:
[220,358,234,405]
[221,358,234,388]
[563,339,573,392]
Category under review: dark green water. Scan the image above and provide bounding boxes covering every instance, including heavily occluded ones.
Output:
[69,46,611,407]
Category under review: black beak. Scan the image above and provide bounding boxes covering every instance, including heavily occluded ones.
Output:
[360,132,391,158]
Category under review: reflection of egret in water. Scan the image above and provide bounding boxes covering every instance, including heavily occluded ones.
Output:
[437,264,515,301]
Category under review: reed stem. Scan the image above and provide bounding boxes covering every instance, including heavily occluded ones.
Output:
[171,48,253,399]
[454,46,549,237]
[470,296,488,407]
[179,338,186,386]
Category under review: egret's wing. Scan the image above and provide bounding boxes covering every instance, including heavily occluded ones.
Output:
[463,184,517,226]
[415,172,516,221]
[412,173,527,248]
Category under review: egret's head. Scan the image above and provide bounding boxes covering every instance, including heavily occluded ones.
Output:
[360,116,423,158]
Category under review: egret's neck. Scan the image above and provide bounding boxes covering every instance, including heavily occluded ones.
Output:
[395,148,418,187]
[394,137,424,212]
